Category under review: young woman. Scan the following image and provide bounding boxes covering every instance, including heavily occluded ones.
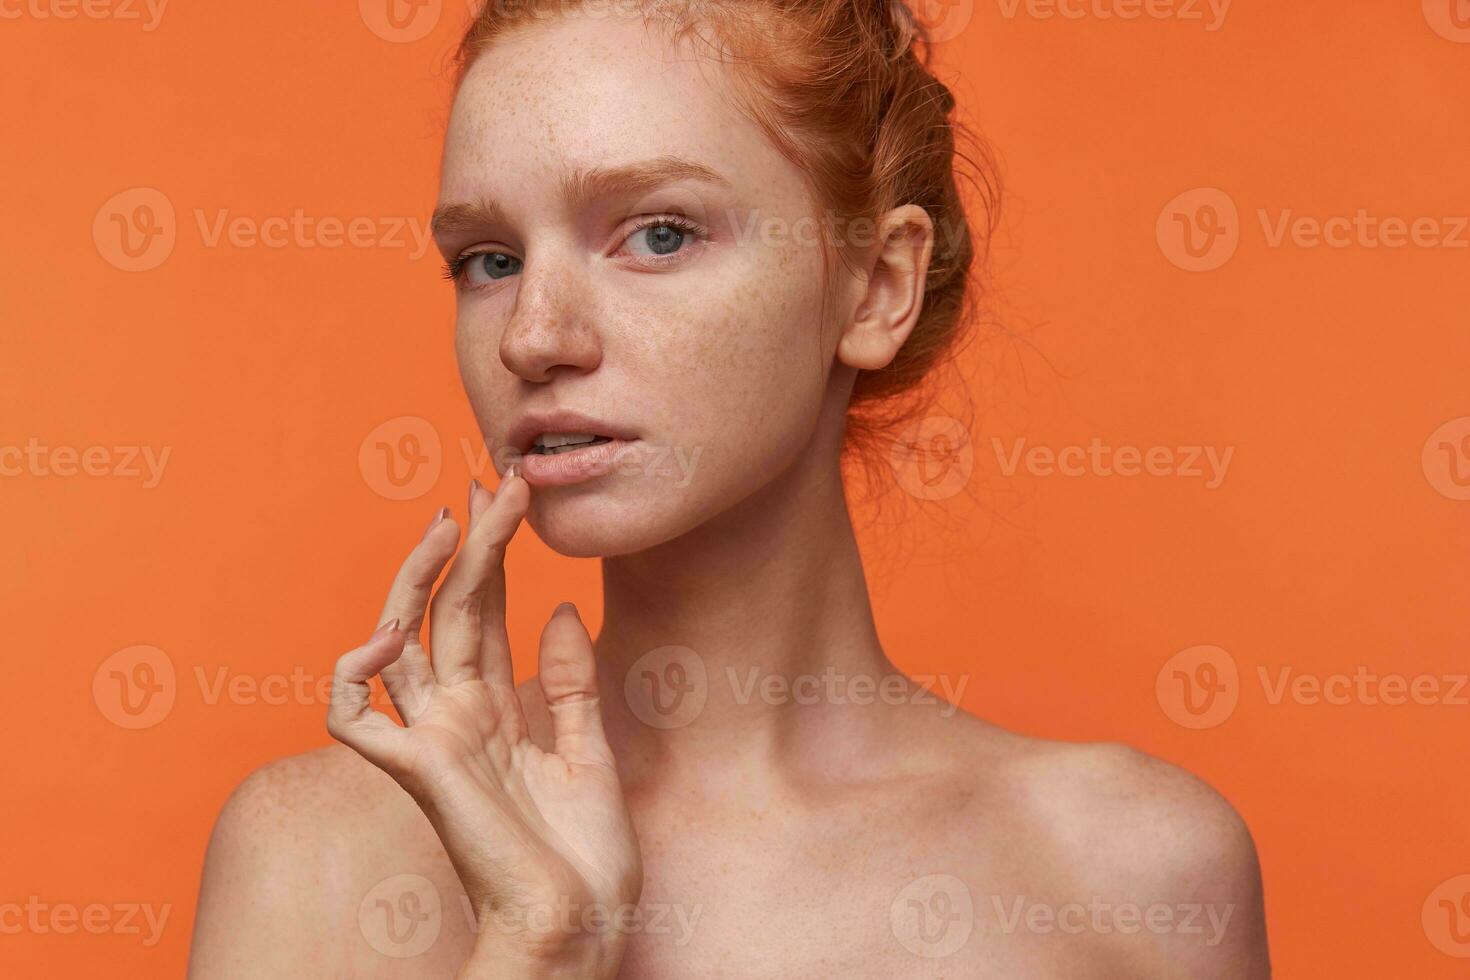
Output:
[189,2,1270,976]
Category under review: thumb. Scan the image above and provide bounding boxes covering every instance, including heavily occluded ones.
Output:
[536,602,614,767]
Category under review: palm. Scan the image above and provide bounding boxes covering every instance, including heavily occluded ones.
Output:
[405,681,639,916]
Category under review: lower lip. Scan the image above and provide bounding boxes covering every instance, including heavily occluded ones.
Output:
[517,438,637,487]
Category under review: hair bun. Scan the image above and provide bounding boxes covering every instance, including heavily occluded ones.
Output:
[884,0,920,53]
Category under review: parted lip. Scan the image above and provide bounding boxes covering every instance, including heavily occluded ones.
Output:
[507,409,639,456]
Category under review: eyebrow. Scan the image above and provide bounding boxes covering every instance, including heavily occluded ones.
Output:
[430,155,732,237]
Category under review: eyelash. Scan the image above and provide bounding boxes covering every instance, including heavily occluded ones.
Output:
[441,213,709,286]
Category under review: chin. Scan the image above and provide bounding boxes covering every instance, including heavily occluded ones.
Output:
[525,481,709,558]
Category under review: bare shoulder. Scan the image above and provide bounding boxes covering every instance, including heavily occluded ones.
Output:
[188,747,403,975]
[189,682,558,976]
[187,743,452,977]
[959,728,1272,978]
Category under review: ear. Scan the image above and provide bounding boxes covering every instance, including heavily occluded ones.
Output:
[837,205,935,372]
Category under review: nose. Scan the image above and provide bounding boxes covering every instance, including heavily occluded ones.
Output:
[498,257,603,383]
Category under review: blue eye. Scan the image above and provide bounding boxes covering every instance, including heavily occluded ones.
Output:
[633,223,685,256]
[466,252,521,283]
[622,216,705,264]
[441,250,520,289]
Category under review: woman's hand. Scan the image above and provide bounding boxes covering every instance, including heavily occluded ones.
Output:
[327,469,642,979]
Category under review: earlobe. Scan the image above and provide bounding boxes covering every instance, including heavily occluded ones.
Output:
[837,205,935,372]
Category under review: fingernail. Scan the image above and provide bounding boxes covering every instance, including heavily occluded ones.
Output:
[554,601,577,617]
[469,477,483,513]
[371,617,399,639]
[421,506,450,540]
[506,463,520,482]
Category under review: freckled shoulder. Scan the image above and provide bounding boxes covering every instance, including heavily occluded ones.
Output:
[990,738,1271,977]
[188,744,449,977]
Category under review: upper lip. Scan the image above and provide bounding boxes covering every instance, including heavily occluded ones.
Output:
[507,409,639,455]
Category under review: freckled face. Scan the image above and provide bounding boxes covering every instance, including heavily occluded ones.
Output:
[437,14,846,557]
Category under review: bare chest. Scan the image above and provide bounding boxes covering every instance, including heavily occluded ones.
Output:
[340,797,1128,979]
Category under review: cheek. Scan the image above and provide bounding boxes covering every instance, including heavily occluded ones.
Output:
[620,241,832,466]
[455,312,511,439]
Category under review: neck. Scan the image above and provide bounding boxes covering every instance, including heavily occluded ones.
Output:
[593,431,897,792]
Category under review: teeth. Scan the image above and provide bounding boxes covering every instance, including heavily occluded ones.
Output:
[534,432,599,449]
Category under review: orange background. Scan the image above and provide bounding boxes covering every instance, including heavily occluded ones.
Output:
[3,0,1467,975]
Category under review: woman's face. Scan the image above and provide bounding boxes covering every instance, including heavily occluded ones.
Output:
[435,13,858,557]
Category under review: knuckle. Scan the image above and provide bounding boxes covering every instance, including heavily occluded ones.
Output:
[433,586,485,621]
